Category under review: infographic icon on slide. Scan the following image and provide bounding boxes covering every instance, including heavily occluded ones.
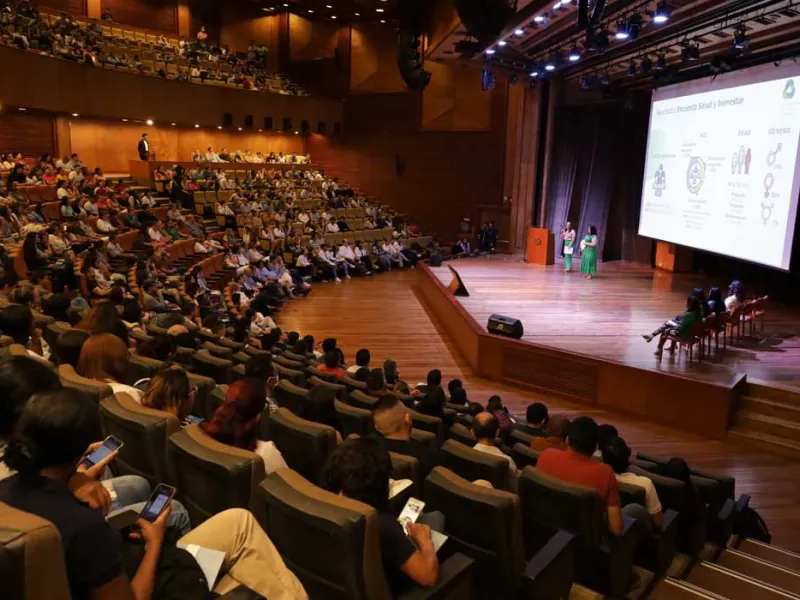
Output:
[653,164,666,196]
[783,79,796,100]
[686,157,706,194]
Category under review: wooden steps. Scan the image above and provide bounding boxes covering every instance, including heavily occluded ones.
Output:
[729,383,800,460]
[686,562,800,600]
[736,539,800,573]
[716,550,800,596]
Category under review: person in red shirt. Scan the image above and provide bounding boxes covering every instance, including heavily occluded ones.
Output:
[536,416,625,535]
[317,350,347,380]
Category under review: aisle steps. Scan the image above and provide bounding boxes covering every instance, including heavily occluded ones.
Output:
[729,382,800,460]
[716,550,800,596]
[734,539,800,573]
[686,562,800,600]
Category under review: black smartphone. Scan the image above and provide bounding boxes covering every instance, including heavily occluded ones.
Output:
[139,484,176,523]
[81,436,123,468]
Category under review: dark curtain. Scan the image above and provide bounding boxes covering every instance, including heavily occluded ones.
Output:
[543,96,652,264]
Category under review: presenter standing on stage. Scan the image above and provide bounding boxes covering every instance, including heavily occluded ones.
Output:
[561,222,576,273]
[580,225,598,279]
[138,132,150,161]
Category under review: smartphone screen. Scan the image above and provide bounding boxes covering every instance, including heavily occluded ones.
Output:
[139,484,176,523]
[82,436,123,467]
[184,415,205,425]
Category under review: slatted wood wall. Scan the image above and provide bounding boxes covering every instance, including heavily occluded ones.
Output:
[0,113,56,158]
[101,0,178,33]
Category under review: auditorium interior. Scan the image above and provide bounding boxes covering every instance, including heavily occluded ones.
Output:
[2,0,800,599]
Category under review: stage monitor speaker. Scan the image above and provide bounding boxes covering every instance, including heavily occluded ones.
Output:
[244,115,254,129]
[447,265,469,297]
[222,112,233,127]
[487,314,523,339]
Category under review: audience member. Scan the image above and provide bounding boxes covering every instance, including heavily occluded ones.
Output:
[531,414,571,452]
[77,333,143,400]
[347,348,370,375]
[516,402,549,438]
[602,436,664,529]
[471,412,518,490]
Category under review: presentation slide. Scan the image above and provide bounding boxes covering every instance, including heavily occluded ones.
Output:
[639,63,800,270]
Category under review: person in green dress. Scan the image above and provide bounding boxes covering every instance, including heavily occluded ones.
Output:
[654,296,701,357]
[561,222,576,273]
[579,225,598,279]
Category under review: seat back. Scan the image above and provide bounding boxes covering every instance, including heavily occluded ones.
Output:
[441,440,510,491]
[191,350,233,384]
[274,363,305,386]
[128,351,164,382]
[99,393,181,487]
[274,379,310,416]
[166,424,266,525]
[57,364,113,401]
[510,443,540,469]
[334,400,374,438]
[263,408,337,484]
[447,423,477,446]
[0,503,70,600]
[341,374,367,392]
[348,389,380,410]
[308,375,347,401]
[424,467,524,597]
[409,410,445,446]
[306,366,340,383]
[252,468,393,600]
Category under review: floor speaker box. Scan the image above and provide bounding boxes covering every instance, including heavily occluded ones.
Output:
[487,314,524,339]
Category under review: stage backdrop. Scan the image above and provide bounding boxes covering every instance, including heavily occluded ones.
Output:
[543,97,652,264]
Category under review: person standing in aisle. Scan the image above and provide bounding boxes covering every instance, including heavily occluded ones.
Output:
[580,225,598,279]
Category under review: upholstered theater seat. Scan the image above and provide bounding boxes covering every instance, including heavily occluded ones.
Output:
[308,375,348,401]
[166,424,266,525]
[446,423,477,446]
[334,399,374,438]
[252,468,476,600]
[192,349,234,384]
[441,440,511,492]
[99,392,182,487]
[262,408,337,484]
[274,379,310,416]
[409,410,445,446]
[57,364,113,401]
[348,388,380,410]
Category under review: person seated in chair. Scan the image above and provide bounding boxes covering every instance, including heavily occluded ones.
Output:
[347,348,370,375]
[0,387,308,600]
[471,412,519,490]
[371,394,444,479]
[537,416,647,536]
[321,437,441,595]
[516,402,549,438]
[317,350,347,380]
[602,436,664,530]
[531,415,571,452]
[648,296,702,358]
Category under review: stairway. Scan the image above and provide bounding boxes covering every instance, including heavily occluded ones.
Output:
[728,382,800,460]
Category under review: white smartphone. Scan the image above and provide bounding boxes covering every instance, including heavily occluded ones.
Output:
[397,497,425,530]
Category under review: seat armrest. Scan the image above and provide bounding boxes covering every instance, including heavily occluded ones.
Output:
[216,586,263,599]
[598,514,642,597]
[522,530,575,600]
[734,494,751,515]
[717,498,735,523]
[398,553,475,600]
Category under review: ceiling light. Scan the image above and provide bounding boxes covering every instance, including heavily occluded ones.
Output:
[653,2,672,24]
[498,40,507,47]
[330,15,337,19]
[283,3,288,6]
[354,12,360,16]
[380,19,385,23]
[258,129,263,132]
[376,8,384,12]
[561,0,572,3]
[122,118,128,122]
[18,107,26,111]
[601,71,612,86]
[733,25,750,50]
[171,122,176,126]
[308,9,313,13]
[195,124,200,128]
[514,29,524,36]
[628,14,643,40]
[534,15,545,23]
[294,131,299,135]
[530,68,540,77]
[545,59,556,71]
[568,44,581,61]
[615,21,629,40]
[238,127,243,131]
[326,4,332,8]
[217,126,222,130]
[146,119,154,126]
[553,1,562,8]
[640,56,653,74]
[682,43,700,62]
[71,113,79,117]
[485,48,496,55]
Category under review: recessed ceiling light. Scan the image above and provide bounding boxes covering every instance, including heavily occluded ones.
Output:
[514,29,524,36]
[498,40,507,47]
[18,107,26,111]
[258,129,263,132]
[308,9,313,12]
[354,12,360,16]
[326,4,332,7]
[195,124,200,128]
[485,48,496,55]
[122,118,128,122]
[71,113,79,117]
[331,15,337,19]
[294,131,299,135]
[217,126,222,130]
[146,119,154,126]
[283,3,288,6]
[380,19,385,23]
[534,15,545,22]
[171,122,176,126]
[238,127,243,131]
[376,8,384,12]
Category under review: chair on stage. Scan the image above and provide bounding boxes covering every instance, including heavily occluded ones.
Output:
[712,311,730,351]
[741,299,760,337]
[665,321,705,362]
[726,305,744,344]
[753,295,769,332]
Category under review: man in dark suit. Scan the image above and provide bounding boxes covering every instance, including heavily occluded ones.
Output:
[137,133,150,161]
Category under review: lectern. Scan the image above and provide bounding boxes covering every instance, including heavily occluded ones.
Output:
[526,227,555,265]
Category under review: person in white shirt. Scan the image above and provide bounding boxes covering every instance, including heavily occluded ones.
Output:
[272,224,285,239]
[217,201,234,216]
[601,437,664,529]
[83,198,99,216]
[139,192,155,208]
[147,223,168,246]
[47,227,69,255]
[471,412,518,491]
[297,210,309,224]
[315,246,340,282]
[194,238,211,254]
[324,246,349,279]
[325,220,339,234]
[336,240,359,276]
[95,212,116,233]
[225,249,250,275]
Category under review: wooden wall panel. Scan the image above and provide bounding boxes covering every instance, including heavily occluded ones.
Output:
[307,87,506,239]
[69,118,305,173]
[289,14,337,62]
[101,0,178,33]
[422,62,492,132]
[0,46,343,131]
[219,7,280,70]
[427,0,460,55]
[350,24,406,94]
[35,0,87,15]
[0,113,55,157]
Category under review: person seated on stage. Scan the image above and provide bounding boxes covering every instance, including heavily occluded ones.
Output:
[692,287,710,318]
[371,395,444,479]
[724,280,746,311]
[707,287,724,315]
[602,436,664,530]
[320,437,442,594]
[648,295,702,357]
[471,412,519,491]
[642,293,702,350]
[515,402,549,438]
[531,414,571,452]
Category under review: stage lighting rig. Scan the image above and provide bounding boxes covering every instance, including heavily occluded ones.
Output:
[569,44,582,62]
[655,54,667,70]
[601,71,612,85]
[628,14,643,40]
[733,25,750,50]
[681,42,700,62]
[615,19,630,40]
[640,55,653,74]
[653,2,672,24]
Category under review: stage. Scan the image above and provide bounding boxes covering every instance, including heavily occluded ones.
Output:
[418,258,800,437]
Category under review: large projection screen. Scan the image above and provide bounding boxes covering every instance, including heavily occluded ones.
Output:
[639,63,800,270]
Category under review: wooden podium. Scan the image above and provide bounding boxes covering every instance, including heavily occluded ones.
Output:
[526,227,555,265]
[655,241,693,273]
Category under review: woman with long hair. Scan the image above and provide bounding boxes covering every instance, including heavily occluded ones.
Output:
[201,378,287,473]
[77,333,141,400]
[141,368,196,422]
[654,296,702,358]
[579,225,599,279]
[725,280,746,311]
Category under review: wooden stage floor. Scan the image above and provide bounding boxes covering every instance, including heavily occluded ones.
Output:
[275,267,800,552]
[431,258,800,390]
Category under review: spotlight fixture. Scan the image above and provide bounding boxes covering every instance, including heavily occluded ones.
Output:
[586,29,610,52]
[568,44,581,61]
[18,107,26,111]
[601,71,612,86]
[682,42,700,62]
[653,2,672,24]
[509,74,518,85]
[71,113,79,117]
[554,1,562,8]
[194,124,200,128]
[615,20,630,40]
[580,74,597,89]
[530,68,540,77]
[545,56,556,71]
[627,60,637,77]
[498,40,507,47]
[733,25,750,50]
[217,126,222,130]
[640,55,653,74]
[534,15,546,23]
[122,118,129,122]
[170,122,176,126]
[485,48,496,55]
[514,29,525,36]
[146,119,154,126]
[238,127,243,131]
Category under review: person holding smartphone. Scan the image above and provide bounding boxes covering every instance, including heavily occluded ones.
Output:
[0,388,308,600]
